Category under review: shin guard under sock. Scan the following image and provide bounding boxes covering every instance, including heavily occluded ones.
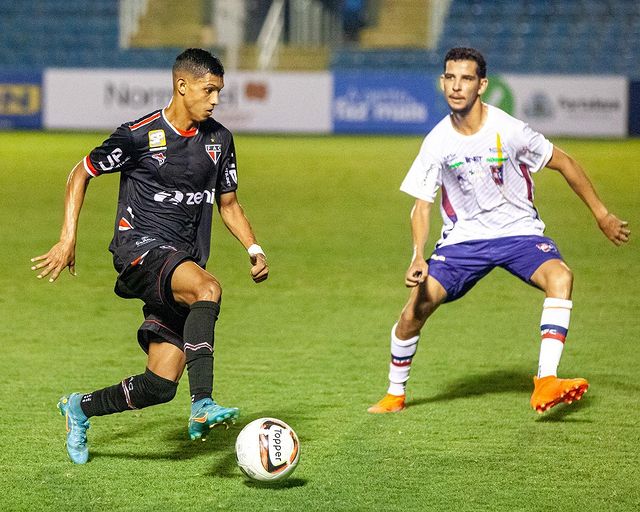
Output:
[183,300,220,403]
[79,368,178,417]
[537,297,572,377]
[387,323,419,396]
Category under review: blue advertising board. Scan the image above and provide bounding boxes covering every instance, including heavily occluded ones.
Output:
[332,71,448,134]
[629,81,640,136]
[0,71,42,129]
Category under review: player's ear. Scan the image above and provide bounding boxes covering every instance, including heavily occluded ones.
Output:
[478,77,488,95]
[439,74,445,92]
[176,77,187,96]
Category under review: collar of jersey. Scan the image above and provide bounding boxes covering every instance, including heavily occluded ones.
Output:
[161,109,199,138]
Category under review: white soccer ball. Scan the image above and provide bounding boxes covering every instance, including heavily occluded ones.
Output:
[235,417,300,482]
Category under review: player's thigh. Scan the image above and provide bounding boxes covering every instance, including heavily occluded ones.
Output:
[171,260,222,305]
[147,341,186,382]
[529,259,573,299]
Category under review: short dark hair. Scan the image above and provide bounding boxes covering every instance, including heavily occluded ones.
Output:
[173,48,225,78]
[444,47,487,78]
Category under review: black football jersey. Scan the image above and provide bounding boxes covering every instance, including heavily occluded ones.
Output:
[83,109,238,270]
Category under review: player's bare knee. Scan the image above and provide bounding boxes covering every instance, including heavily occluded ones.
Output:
[547,266,574,298]
[195,278,222,303]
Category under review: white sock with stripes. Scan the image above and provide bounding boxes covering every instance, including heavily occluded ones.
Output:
[387,323,419,396]
[537,298,572,378]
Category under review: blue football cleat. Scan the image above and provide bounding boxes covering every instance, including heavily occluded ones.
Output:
[188,398,239,440]
[57,393,90,464]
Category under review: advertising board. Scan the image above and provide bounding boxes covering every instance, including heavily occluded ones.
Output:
[332,71,448,134]
[0,71,42,129]
[501,75,628,137]
[43,69,331,133]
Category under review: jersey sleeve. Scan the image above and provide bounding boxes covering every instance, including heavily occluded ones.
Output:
[83,124,137,177]
[216,135,239,195]
[399,138,441,202]
[514,122,554,174]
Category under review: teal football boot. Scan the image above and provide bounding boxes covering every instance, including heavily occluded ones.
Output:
[188,398,239,440]
[57,393,90,464]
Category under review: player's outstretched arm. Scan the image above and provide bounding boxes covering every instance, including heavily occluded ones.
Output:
[217,191,269,283]
[405,199,433,287]
[546,146,630,246]
[30,162,91,282]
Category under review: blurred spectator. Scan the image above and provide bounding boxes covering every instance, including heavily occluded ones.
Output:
[342,0,366,43]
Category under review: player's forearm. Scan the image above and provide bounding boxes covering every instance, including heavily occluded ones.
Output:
[219,203,259,249]
[410,200,432,260]
[59,163,91,244]
[558,160,608,222]
[548,147,608,222]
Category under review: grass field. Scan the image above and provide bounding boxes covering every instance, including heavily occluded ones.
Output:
[0,132,638,511]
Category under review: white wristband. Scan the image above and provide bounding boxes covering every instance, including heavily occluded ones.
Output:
[247,244,264,256]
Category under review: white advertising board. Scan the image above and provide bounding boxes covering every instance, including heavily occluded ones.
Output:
[214,72,332,132]
[502,75,628,137]
[43,69,332,133]
[43,69,173,130]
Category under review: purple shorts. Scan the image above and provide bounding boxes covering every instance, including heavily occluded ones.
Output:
[427,235,563,303]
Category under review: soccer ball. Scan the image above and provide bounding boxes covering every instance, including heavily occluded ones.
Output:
[235,417,300,482]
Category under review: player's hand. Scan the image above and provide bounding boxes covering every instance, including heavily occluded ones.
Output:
[250,252,269,283]
[405,258,428,287]
[30,241,76,282]
[598,213,630,246]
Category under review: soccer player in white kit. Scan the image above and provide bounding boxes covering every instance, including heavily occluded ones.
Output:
[368,47,630,415]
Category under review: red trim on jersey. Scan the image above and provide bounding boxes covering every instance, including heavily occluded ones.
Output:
[161,109,199,137]
[174,126,198,137]
[129,112,161,131]
[118,217,134,231]
[83,155,99,177]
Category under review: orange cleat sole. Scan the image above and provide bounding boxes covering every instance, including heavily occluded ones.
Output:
[530,376,589,414]
[367,393,406,414]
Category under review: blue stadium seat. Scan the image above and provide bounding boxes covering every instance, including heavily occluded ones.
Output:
[429,0,639,78]
[0,0,638,77]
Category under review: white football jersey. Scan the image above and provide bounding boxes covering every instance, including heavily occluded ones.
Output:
[400,105,554,247]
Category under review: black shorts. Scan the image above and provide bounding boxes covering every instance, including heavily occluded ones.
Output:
[114,245,193,353]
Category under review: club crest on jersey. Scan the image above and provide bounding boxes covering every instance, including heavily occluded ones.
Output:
[205,144,222,164]
[148,130,167,151]
[151,152,166,166]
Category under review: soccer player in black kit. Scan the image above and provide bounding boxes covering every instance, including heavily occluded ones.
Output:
[31,49,268,464]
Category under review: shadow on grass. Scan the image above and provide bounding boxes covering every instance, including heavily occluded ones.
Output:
[408,368,592,420]
[535,393,593,422]
[90,418,240,461]
[206,452,308,488]
[91,409,310,464]
[242,477,307,489]
[410,369,532,406]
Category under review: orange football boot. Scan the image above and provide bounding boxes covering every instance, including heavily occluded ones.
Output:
[367,393,406,413]
[530,375,589,414]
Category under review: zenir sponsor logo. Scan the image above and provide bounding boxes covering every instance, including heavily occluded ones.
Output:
[153,189,215,205]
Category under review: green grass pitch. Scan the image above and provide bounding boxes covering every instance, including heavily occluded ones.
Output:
[0,132,638,511]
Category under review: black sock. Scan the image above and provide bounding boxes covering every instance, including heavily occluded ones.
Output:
[183,300,219,403]
[79,368,178,417]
